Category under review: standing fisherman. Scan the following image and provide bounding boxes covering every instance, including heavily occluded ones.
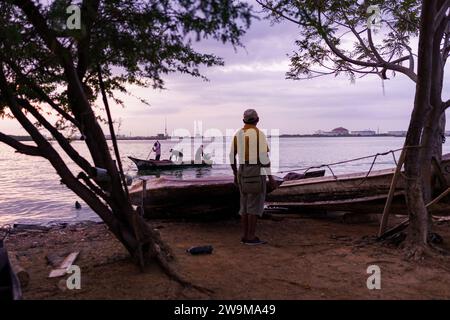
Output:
[230,109,277,245]
[195,144,204,163]
[152,140,161,161]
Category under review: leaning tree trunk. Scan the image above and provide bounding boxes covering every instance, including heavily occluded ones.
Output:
[405,0,448,254]
[403,0,436,255]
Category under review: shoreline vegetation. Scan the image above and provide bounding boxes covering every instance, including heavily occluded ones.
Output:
[6,215,450,299]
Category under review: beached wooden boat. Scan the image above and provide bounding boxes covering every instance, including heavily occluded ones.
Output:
[128,156,212,171]
[266,153,450,215]
[128,155,450,218]
[129,176,239,218]
[128,170,326,218]
[0,240,22,300]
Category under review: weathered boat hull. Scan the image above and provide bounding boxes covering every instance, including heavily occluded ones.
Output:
[267,154,450,215]
[129,170,327,218]
[128,156,211,171]
[128,154,450,218]
[129,176,240,218]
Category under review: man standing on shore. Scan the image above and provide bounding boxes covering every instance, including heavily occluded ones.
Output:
[230,109,277,245]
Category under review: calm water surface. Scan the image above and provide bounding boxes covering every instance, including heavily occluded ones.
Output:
[1,137,449,225]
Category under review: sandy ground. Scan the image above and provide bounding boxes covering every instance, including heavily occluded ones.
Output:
[5,214,450,300]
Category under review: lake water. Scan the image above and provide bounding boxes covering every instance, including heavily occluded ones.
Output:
[1,137,450,225]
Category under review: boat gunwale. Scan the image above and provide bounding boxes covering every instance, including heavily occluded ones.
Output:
[278,168,396,188]
[278,153,450,189]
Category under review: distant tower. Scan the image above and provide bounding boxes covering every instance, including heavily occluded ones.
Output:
[164,117,168,138]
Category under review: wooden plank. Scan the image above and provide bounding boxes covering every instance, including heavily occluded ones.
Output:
[267,192,404,208]
[48,251,79,278]
[426,187,450,208]
[378,219,410,240]
[379,188,450,239]
[378,148,407,237]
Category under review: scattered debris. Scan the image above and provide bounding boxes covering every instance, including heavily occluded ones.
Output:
[46,252,70,268]
[329,234,353,242]
[385,232,407,246]
[429,232,444,244]
[48,252,79,278]
[186,245,213,255]
[12,224,49,233]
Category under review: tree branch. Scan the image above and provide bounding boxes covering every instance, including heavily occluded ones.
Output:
[0,62,121,235]
[76,0,101,80]
[5,58,80,127]
[367,28,385,63]
[257,0,418,82]
[0,132,41,156]
[442,99,450,111]
[434,0,450,31]
[10,0,120,171]
[17,98,94,175]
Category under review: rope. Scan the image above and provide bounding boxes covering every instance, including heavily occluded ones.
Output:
[278,148,404,174]
[279,145,423,185]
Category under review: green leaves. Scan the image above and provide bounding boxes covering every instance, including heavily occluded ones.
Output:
[258,0,421,82]
[0,0,253,118]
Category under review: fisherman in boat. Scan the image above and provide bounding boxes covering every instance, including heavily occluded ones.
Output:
[195,145,204,163]
[230,109,277,246]
[152,140,161,161]
[169,148,184,163]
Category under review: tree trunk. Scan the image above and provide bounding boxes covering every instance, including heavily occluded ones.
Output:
[404,1,437,254]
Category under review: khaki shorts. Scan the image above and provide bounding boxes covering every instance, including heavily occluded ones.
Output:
[238,165,267,217]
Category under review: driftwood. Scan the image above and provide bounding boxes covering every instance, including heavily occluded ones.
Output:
[13,224,50,232]
[378,187,450,240]
[46,252,67,268]
[6,251,29,288]
[378,219,410,240]
[48,252,79,278]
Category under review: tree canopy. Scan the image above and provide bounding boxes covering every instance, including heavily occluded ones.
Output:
[0,0,252,123]
[258,0,425,82]
[0,0,254,276]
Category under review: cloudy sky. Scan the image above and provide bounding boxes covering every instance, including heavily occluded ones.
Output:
[1,3,449,136]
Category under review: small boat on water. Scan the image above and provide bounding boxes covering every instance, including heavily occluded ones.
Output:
[0,239,22,300]
[128,156,212,171]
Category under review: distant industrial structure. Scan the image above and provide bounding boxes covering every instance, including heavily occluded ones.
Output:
[387,131,407,137]
[314,127,403,137]
[315,127,350,136]
[351,130,376,136]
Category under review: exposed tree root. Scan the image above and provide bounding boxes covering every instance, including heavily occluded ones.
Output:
[403,235,450,261]
[152,244,214,296]
[403,243,430,261]
[132,218,214,296]
[379,227,450,261]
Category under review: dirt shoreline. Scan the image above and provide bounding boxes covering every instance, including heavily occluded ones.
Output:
[5,215,450,299]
